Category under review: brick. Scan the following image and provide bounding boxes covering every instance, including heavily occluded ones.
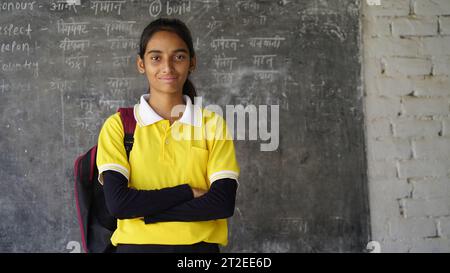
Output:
[366,118,393,137]
[410,178,450,199]
[393,119,441,138]
[370,198,402,227]
[384,57,432,77]
[371,37,424,57]
[402,97,449,116]
[432,56,450,76]
[443,119,450,136]
[392,17,438,36]
[368,138,412,160]
[389,217,437,239]
[368,160,398,179]
[439,216,450,237]
[366,96,401,117]
[422,36,450,56]
[414,138,450,159]
[410,76,450,97]
[364,56,383,79]
[373,178,413,199]
[439,16,450,35]
[415,0,450,16]
[367,0,410,16]
[365,16,392,37]
[397,159,449,178]
[404,198,450,217]
[377,240,412,253]
[408,237,450,252]
[374,77,414,97]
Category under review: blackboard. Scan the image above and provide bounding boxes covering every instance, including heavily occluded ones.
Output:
[0,0,369,252]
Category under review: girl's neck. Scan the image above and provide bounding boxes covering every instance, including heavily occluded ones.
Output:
[148,91,185,125]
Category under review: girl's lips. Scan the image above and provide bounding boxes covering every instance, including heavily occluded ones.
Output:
[159,76,177,83]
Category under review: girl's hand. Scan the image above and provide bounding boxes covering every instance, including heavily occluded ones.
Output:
[191,187,207,198]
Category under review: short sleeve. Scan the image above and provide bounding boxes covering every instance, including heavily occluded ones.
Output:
[206,114,240,184]
[96,113,130,185]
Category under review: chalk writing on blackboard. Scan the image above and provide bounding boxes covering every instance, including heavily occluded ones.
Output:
[212,72,233,85]
[248,36,285,49]
[0,41,31,55]
[112,55,133,67]
[57,20,89,36]
[90,1,125,16]
[50,1,78,12]
[59,38,90,51]
[107,38,138,50]
[65,55,88,70]
[103,21,136,37]
[0,23,32,38]
[210,38,240,51]
[253,55,276,69]
[148,0,192,17]
[0,79,31,94]
[0,59,39,78]
[213,54,237,71]
[0,1,36,12]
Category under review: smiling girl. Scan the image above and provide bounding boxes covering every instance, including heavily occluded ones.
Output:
[96,18,240,253]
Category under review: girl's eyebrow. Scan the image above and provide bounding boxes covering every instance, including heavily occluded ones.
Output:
[147,48,189,54]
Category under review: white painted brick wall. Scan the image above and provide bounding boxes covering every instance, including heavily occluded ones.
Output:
[363,0,450,252]
[381,57,433,77]
[410,178,450,199]
[439,16,450,35]
[389,217,437,239]
[367,118,393,138]
[397,159,449,178]
[365,96,401,117]
[423,37,450,56]
[392,17,437,36]
[368,160,398,180]
[414,0,450,16]
[403,198,450,218]
[443,119,450,135]
[414,138,450,158]
[369,137,412,160]
[371,37,424,57]
[393,119,441,138]
[369,0,411,16]
[401,97,449,116]
[433,56,450,75]
[372,77,414,97]
[411,76,449,96]
[439,217,450,237]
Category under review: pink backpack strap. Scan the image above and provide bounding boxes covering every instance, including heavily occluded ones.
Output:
[117,107,137,159]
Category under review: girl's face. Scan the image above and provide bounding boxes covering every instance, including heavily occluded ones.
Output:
[137,31,196,97]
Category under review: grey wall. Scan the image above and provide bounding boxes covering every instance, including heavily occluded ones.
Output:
[0,0,369,252]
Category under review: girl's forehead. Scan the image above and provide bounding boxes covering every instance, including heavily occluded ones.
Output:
[146,31,188,50]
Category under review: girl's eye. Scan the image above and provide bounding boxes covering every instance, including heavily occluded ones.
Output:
[150,56,160,61]
[175,55,186,61]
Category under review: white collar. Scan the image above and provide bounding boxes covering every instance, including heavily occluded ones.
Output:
[135,94,202,127]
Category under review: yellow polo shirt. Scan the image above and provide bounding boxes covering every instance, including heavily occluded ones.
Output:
[96,94,240,246]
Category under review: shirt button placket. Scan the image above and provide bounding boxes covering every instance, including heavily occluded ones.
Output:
[161,121,170,160]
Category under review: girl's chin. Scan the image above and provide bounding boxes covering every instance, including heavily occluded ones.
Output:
[150,88,183,95]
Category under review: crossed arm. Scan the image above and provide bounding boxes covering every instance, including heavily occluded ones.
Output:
[102,170,238,223]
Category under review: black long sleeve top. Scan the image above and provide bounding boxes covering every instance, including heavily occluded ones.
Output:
[102,170,237,223]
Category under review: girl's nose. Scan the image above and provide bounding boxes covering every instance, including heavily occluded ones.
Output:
[161,59,174,73]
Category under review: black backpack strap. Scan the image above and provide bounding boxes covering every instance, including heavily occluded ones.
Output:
[117,107,137,159]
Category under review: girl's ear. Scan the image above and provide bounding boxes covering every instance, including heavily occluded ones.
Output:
[137,55,145,74]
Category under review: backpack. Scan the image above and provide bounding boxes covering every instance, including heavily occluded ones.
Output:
[74,108,136,253]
